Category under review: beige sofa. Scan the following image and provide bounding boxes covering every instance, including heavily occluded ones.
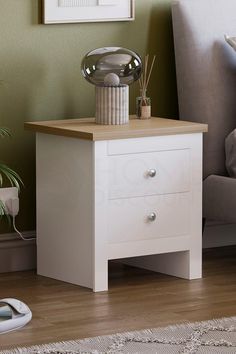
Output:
[172,0,236,223]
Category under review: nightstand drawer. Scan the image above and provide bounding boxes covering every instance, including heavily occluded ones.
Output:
[108,193,190,244]
[108,149,190,199]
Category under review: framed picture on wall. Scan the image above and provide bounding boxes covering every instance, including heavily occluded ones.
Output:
[42,0,135,24]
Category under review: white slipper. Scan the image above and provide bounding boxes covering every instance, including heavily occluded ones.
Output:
[0,298,32,334]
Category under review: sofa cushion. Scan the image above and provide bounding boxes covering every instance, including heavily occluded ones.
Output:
[203,174,236,222]
[225,129,236,177]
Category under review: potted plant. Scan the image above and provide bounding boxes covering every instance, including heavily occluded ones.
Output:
[0,127,22,217]
[0,127,36,273]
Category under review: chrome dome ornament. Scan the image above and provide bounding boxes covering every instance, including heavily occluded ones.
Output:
[81,47,142,125]
[81,47,142,86]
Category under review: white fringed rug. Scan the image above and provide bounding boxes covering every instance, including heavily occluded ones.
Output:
[1,317,236,354]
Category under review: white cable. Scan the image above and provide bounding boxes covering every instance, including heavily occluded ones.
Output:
[12,216,36,241]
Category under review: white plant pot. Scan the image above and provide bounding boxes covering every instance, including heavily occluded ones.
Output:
[0,187,18,215]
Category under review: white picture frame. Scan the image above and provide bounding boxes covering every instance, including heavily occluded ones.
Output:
[42,0,135,24]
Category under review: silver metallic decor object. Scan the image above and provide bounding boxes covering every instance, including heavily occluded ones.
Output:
[81,47,142,125]
[148,212,157,222]
[147,169,157,178]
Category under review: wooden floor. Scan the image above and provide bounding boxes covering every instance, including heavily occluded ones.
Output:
[0,246,236,351]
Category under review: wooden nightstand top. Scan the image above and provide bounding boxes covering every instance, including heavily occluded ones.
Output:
[25,116,208,141]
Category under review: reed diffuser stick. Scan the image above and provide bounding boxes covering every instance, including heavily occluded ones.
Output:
[145,55,156,92]
[137,54,156,119]
[143,54,149,91]
[142,55,148,105]
[139,54,156,106]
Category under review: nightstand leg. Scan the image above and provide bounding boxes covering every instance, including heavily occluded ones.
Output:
[93,258,108,292]
[123,249,202,280]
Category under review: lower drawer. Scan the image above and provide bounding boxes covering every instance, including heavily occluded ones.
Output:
[108,193,190,243]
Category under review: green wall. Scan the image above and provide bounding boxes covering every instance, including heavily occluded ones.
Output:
[0,0,178,233]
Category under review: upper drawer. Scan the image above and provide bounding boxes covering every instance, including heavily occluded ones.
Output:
[108,149,190,199]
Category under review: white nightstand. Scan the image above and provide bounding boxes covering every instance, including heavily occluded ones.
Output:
[25,117,208,292]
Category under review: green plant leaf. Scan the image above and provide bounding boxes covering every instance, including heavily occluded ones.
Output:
[0,200,6,216]
[0,125,22,227]
[0,163,23,190]
[0,127,11,138]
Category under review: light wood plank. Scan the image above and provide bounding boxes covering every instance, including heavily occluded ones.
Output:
[24,116,208,141]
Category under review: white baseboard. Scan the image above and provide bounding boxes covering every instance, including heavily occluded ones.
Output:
[0,230,36,243]
[203,222,236,248]
[0,230,36,273]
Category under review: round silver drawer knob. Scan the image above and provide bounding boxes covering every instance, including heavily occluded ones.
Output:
[147,169,157,178]
[148,212,157,222]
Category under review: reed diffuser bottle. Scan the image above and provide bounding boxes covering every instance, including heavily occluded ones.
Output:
[136,55,156,119]
[136,89,151,119]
